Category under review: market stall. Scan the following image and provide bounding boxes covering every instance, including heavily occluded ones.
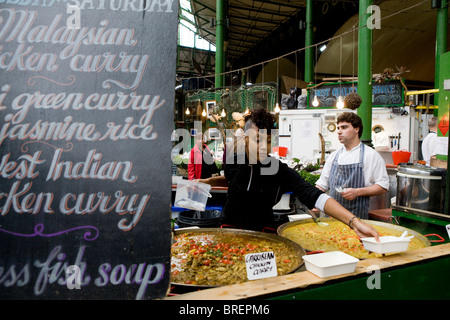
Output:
[166,211,450,299]
[166,243,450,300]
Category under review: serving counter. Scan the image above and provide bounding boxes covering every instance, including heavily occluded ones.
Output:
[166,243,450,300]
[169,167,450,300]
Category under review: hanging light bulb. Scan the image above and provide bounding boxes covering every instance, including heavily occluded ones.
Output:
[312,96,319,107]
[185,107,190,115]
[274,102,280,113]
[221,108,226,117]
[202,109,206,117]
[336,96,345,109]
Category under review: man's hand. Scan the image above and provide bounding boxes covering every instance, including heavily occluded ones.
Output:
[340,188,359,200]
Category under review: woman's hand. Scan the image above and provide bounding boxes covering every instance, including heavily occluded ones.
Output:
[351,218,380,241]
[322,197,379,241]
[195,176,228,187]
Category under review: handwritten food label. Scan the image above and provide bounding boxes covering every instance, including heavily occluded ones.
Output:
[245,251,278,280]
[0,1,178,299]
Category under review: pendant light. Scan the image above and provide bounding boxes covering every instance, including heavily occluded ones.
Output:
[274,102,280,113]
[337,35,345,109]
[336,96,345,109]
[312,95,319,107]
[274,59,281,113]
[312,44,320,107]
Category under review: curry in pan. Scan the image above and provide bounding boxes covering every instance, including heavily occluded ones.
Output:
[171,229,302,286]
[279,219,427,259]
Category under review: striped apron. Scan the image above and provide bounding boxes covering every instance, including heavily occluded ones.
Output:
[329,143,369,219]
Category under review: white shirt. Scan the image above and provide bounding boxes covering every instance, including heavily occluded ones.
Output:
[316,143,389,191]
[422,131,438,166]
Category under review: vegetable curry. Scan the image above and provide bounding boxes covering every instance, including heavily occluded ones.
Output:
[171,231,301,286]
[281,220,427,259]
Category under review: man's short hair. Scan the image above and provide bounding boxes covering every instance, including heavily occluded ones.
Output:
[337,112,363,138]
[428,116,438,128]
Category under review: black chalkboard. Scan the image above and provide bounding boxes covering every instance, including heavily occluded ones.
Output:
[0,0,178,299]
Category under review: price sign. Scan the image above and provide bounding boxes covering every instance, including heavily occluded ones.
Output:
[245,251,278,280]
[438,114,449,136]
[446,224,450,240]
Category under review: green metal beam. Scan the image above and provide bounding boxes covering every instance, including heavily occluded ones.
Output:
[357,0,373,146]
[304,0,313,84]
[250,0,304,10]
[228,4,293,18]
[215,0,225,88]
[434,0,448,114]
[231,15,281,25]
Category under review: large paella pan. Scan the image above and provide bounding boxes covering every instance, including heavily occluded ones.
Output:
[171,228,305,287]
[277,218,430,259]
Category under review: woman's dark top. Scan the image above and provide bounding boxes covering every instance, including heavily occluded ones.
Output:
[222,154,324,231]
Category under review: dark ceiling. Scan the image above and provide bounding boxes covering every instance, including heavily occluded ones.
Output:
[182,0,448,88]
[187,0,362,70]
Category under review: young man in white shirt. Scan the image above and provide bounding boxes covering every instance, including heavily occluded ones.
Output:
[315,112,389,219]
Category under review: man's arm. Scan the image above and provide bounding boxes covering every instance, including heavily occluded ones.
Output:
[340,149,388,200]
[340,184,386,200]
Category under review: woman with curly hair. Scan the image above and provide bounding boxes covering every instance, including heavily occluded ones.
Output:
[199,108,379,240]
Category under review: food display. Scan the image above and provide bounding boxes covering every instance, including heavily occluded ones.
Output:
[171,229,303,286]
[279,219,428,259]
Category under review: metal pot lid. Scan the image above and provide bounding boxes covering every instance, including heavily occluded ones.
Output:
[397,163,446,177]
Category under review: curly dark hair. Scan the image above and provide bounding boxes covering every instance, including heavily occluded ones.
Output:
[244,108,276,130]
[337,112,363,138]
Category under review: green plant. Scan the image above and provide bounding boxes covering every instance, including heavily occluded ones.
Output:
[299,170,320,186]
[172,155,189,169]
[298,164,321,186]
[303,164,320,172]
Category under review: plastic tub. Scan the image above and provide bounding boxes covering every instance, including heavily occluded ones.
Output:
[392,150,411,165]
[174,180,212,211]
[272,146,288,157]
[303,251,359,278]
[361,236,411,254]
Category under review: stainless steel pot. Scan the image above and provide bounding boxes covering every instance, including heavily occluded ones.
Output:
[396,164,446,214]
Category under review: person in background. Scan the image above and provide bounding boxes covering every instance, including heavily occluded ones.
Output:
[315,112,389,219]
[422,116,439,166]
[188,133,219,180]
[199,108,379,241]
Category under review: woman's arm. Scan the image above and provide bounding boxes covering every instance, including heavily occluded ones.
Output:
[323,197,379,240]
[197,175,228,187]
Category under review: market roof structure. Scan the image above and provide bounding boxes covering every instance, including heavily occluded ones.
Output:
[178,0,448,88]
